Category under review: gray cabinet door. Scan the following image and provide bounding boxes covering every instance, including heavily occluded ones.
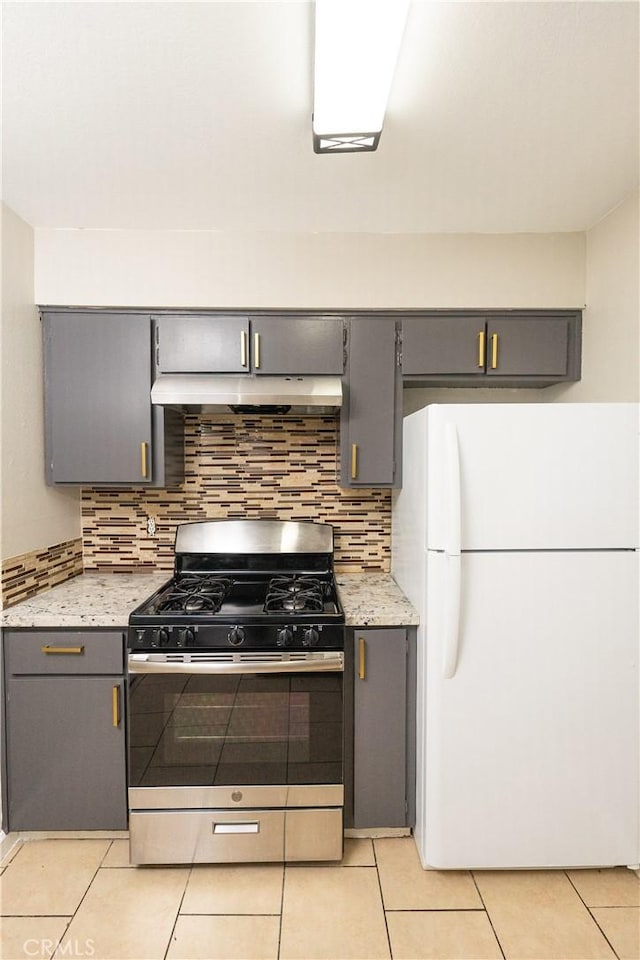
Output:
[402,316,485,376]
[486,317,569,377]
[401,311,580,386]
[353,629,407,828]
[44,312,153,484]
[341,318,400,487]
[5,676,127,830]
[155,315,250,373]
[251,317,344,374]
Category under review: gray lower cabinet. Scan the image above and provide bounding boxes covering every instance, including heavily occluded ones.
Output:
[340,318,402,488]
[401,311,581,386]
[43,310,183,486]
[155,314,345,375]
[2,630,127,831]
[350,628,415,829]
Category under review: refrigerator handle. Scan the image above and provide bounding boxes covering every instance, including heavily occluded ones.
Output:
[442,553,461,679]
[444,422,461,556]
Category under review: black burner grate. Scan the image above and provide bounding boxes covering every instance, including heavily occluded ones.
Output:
[155,576,234,614]
[264,576,326,614]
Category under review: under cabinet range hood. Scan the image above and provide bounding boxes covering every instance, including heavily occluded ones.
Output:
[150,374,343,415]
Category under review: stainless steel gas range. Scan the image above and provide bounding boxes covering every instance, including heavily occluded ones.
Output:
[126,519,345,865]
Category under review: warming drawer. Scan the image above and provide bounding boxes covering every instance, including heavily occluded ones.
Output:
[129,807,343,864]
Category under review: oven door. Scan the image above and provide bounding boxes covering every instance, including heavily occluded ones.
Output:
[127,650,344,864]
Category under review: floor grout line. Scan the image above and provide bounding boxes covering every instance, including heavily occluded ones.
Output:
[50,838,113,960]
[277,862,286,960]
[371,839,394,960]
[565,870,622,960]
[163,862,193,960]
[470,871,507,960]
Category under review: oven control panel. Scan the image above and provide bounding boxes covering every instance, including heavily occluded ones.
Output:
[128,622,344,652]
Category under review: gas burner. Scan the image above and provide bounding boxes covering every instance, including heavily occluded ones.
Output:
[155,576,233,615]
[264,576,325,614]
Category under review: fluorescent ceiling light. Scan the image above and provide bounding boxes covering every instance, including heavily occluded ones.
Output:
[312,0,410,154]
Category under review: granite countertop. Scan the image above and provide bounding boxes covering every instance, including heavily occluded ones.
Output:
[336,573,419,627]
[1,571,418,629]
[0,573,168,628]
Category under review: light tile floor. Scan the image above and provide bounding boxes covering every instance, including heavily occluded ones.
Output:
[1,836,638,960]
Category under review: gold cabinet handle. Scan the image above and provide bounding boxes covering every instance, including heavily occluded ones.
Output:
[240,330,248,367]
[140,441,149,479]
[490,332,499,369]
[351,443,358,480]
[112,685,121,727]
[477,330,486,368]
[41,645,85,655]
[358,637,366,680]
[254,332,261,369]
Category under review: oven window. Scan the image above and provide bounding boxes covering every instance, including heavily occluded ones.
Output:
[128,672,343,788]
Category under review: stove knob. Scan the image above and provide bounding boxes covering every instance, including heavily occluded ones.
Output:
[151,628,168,648]
[277,627,293,648]
[303,628,319,648]
[176,627,194,648]
[228,626,245,647]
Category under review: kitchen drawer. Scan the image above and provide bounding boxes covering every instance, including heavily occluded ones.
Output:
[5,631,124,676]
[129,807,343,864]
[129,809,286,864]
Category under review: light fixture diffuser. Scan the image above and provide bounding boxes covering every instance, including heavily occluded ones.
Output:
[312,0,410,154]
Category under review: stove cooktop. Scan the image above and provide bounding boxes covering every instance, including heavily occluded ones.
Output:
[128,572,345,653]
[127,519,345,654]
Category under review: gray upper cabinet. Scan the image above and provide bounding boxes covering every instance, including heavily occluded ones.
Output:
[340,317,401,488]
[43,310,183,487]
[155,314,344,376]
[402,315,485,377]
[156,315,250,373]
[401,311,581,386]
[251,317,344,374]
[484,317,570,378]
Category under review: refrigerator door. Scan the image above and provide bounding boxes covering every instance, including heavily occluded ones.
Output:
[418,548,639,870]
[391,404,429,612]
[422,403,639,551]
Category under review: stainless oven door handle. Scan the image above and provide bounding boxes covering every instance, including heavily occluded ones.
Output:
[128,653,344,675]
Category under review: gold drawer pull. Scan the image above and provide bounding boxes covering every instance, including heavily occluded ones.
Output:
[358,637,366,680]
[140,441,149,479]
[351,443,358,480]
[254,332,261,369]
[41,645,85,655]
[240,330,248,367]
[491,332,499,369]
[477,330,486,368]
[112,685,121,727]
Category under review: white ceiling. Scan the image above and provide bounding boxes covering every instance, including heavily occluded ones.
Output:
[2,0,638,234]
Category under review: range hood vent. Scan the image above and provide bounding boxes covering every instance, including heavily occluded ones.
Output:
[151,374,342,416]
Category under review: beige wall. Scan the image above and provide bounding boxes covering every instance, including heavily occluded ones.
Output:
[579,190,639,402]
[1,204,80,564]
[34,229,585,310]
[404,194,638,412]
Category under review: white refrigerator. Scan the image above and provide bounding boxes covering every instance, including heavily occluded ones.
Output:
[391,402,639,869]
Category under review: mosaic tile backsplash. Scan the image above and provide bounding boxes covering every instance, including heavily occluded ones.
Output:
[1,538,83,608]
[82,415,392,572]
